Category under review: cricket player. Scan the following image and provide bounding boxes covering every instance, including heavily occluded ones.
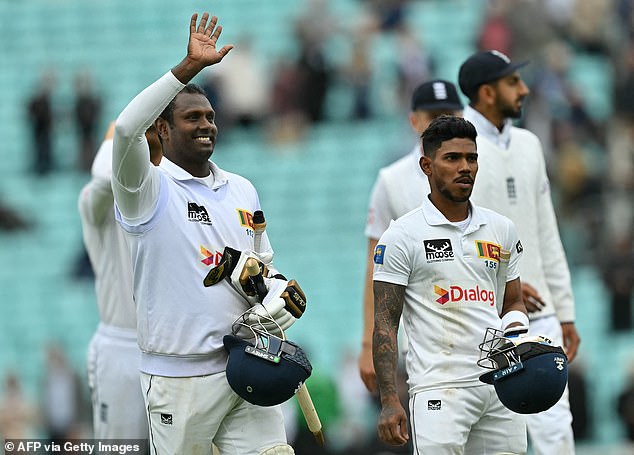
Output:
[458,50,579,454]
[79,122,161,440]
[112,12,299,455]
[360,80,464,392]
[373,115,528,453]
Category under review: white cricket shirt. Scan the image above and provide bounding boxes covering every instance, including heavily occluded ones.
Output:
[373,196,522,393]
[112,71,273,377]
[78,139,136,330]
[464,106,575,322]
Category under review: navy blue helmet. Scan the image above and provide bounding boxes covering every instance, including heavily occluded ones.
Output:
[223,309,312,407]
[478,328,568,414]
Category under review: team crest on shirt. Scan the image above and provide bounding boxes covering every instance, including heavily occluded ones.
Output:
[188,202,212,224]
[374,245,386,264]
[475,240,501,262]
[424,239,454,263]
[236,209,255,230]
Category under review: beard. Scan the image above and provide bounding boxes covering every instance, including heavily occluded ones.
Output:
[439,186,471,203]
[497,97,524,119]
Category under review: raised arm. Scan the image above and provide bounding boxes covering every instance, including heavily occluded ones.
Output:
[112,12,233,223]
[373,280,409,446]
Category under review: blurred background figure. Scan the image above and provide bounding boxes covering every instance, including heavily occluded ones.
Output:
[0,371,38,440]
[40,343,87,440]
[26,69,56,175]
[73,70,103,173]
[618,361,634,444]
[211,34,269,130]
[0,198,31,232]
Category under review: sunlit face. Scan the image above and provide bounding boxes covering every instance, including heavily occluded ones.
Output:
[490,71,530,119]
[162,92,218,163]
[421,137,478,203]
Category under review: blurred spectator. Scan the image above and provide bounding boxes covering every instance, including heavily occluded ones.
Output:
[505,0,555,64]
[0,198,31,232]
[342,32,374,120]
[618,362,634,441]
[266,57,308,145]
[599,233,634,332]
[74,70,103,173]
[26,69,56,175]
[212,34,269,129]
[296,39,332,123]
[568,361,591,441]
[365,0,408,32]
[394,24,434,111]
[40,343,86,440]
[477,0,513,56]
[569,0,618,54]
[294,0,337,123]
[0,371,38,439]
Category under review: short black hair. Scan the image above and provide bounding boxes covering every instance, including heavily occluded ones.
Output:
[158,83,208,125]
[421,115,477,156]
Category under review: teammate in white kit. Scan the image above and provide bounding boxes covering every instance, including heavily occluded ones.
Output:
[112,13,299,455]
[373,115,528,453]
[79,123,161,441]
[458,50,580,455]
[360,80,463,392]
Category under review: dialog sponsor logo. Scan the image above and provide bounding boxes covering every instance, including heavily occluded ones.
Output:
[434,283,495,306]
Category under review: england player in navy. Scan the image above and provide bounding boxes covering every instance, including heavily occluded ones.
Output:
[373,115,528,453]
[112,12,300,455]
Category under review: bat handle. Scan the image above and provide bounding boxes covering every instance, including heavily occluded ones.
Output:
[253,210,266,254]
[296,383,325,446]
[245,258,267,302]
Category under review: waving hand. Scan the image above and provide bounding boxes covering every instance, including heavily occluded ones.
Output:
[172,12,234,84]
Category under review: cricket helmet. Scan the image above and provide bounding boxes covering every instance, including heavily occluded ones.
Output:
[223,308,312,407]
[478,328,568,414]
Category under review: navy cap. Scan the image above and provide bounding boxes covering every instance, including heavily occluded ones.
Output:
[458,50,529,100]
[411,80,463,112]
[223,334,312,407]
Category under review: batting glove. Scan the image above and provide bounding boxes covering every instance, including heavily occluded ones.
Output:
[247,278,307,336]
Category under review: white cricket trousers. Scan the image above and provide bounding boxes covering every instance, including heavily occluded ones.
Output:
[410,385,527,454]
[87,323,148,439]
[527,315,575,455]
[140,371,288,455]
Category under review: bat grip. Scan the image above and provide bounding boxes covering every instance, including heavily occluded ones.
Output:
[245,258,267,302]
[253,210,266,254]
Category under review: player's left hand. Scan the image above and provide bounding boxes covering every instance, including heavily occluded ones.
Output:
[561,322,580,363]
[378,399,409,446]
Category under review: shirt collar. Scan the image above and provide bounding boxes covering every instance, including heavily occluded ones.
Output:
[421,194,487,233]
[463,105,512,150]
[159,157,229,190]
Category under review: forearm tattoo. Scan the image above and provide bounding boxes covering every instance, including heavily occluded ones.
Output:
[373,280,406,400]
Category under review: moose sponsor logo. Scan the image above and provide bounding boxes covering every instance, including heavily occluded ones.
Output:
[424,238,454,263]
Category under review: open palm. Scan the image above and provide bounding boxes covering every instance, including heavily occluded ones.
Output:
[187,12,233,66]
